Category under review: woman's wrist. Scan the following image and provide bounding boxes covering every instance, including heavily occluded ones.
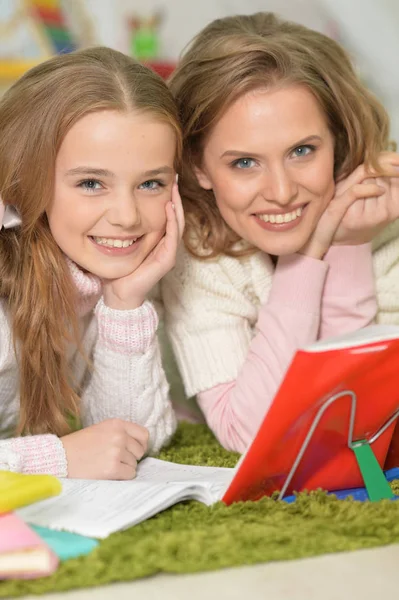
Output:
[297,239,327,261]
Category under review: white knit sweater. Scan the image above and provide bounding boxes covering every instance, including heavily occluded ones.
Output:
[161,220,399,399]
[0,260,176,476]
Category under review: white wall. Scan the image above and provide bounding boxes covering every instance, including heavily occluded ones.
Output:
[2,0,397,142]
[84,0,332,58]
[84,0,399,142]
[320,0,399,143]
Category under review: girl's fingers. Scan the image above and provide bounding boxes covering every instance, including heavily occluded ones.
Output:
[124,422,149,450]
[119,448,138,468]
[171,180,185,239]
[163,197,179,248]
[113,461,137,481]
[125,437,146,461]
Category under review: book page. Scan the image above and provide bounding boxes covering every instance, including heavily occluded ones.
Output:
[16,459,235,539]
[137,458,235,484]
[305,324,399,353]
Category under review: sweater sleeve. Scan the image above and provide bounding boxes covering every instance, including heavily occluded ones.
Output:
[197,244,377,453]
[319,243,377,338]
[372,219,399,325]
[163,249,328,452]
[0,435,67,476]
[0,301,68,476]
[79,298,176,455]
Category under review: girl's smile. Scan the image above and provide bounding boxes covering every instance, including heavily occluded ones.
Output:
[89,234,143,256]
[48,110,176,280]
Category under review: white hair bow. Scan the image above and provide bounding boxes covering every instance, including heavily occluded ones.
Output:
[0,196,22,230]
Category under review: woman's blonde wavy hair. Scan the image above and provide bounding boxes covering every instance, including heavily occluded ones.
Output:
[0,46,181,436]
[169,12,390,259]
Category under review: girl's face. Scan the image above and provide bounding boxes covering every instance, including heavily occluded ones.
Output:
[48,110,176,280]
[195,85,336,256]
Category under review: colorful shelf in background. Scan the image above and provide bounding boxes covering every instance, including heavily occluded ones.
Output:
[145,62,176,80]
[0,60,41,81]
[29,0,77,54]
[0,60,177,85]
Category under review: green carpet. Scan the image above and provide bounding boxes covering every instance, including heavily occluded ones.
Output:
[2,423,399,598]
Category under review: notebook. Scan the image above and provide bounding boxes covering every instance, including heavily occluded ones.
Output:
[0,513,58,579]
[17,458,234,538]
[31,526,98,561]
[0,470,62,514]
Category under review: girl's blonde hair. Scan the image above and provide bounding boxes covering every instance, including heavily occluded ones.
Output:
[0,47,181,436]
[169,12,390,259]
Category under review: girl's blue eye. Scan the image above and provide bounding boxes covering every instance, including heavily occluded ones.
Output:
[292,145,314,158]
[233,158,256,169]
[139,180,164,190]
[79,179,102,192]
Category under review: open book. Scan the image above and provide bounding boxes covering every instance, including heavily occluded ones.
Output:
[18,458,235,539]
[17,324,399,539]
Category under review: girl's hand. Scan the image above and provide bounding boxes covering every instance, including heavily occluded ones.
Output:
[332,153,399,245]
[102,181,184,310]
[300,152,399,260]
[61,419,149,480]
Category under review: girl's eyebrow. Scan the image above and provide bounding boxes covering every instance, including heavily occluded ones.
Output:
[66,167,114,178]
[142,166,174,177]
[65,166,174,178]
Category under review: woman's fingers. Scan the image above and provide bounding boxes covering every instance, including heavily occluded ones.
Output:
[336,153,399,196]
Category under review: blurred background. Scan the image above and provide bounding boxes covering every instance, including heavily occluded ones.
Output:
[1,0,398,141]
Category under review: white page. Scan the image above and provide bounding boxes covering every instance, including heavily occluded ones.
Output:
[137,457,235,484]
[17,458,235,539]
[305,324,399,353]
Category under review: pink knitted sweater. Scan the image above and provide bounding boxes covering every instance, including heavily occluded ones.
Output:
[0,260,176,476]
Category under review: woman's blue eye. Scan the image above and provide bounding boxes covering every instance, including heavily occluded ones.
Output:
[79,179,102,192]
[292,145,314,158]
[233,158,256,169]
[139,179,165,190]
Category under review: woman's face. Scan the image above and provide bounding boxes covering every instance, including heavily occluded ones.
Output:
[195,84,336,255]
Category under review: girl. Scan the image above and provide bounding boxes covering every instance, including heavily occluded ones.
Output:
[0,47,184,479]
[161,13,399,453]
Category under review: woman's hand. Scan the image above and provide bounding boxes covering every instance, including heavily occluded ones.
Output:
[102,181,184,310]
[300,152,399,259]
[61,418,149,479]
[332,153,399,245]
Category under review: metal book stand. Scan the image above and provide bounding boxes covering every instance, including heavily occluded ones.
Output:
[278,389,399,501]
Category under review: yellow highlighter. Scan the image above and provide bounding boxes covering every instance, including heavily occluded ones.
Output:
[0,471,62,513]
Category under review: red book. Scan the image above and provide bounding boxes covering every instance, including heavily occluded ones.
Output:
[222,324,399,504]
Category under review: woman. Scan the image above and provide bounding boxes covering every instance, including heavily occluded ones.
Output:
[161,12,399,452]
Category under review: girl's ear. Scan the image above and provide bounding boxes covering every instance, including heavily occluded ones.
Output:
[194,165,213,190]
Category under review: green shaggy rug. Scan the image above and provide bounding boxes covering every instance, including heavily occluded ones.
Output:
[1,422,399,598]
